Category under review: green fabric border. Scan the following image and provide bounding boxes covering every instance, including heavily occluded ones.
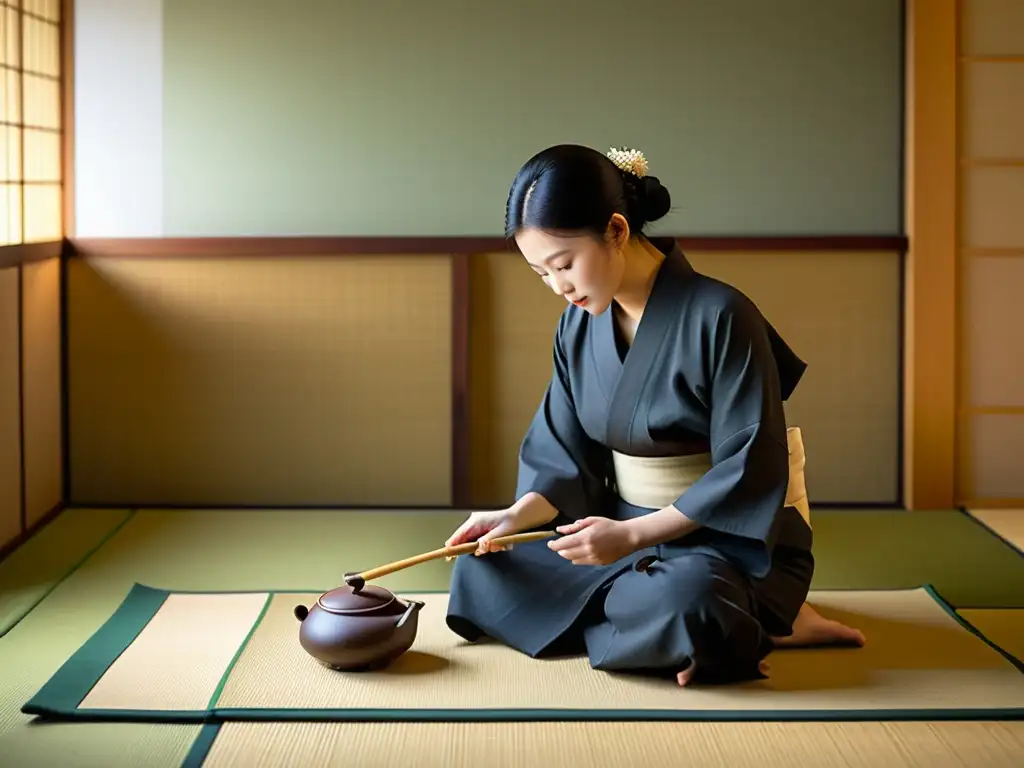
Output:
[959,507,1024,558]
[20,583,1024,726]
[21,583,173,719]
[181,723,221,768]
[207,593,272,708]
[924,583,1024,675]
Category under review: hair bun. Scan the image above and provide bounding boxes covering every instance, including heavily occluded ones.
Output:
[606,148,671,227]
[640,176,671,223]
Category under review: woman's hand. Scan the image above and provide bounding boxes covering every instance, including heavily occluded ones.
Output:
[446,493,560,556]
[547,517,640,565]
[445,508,528,555]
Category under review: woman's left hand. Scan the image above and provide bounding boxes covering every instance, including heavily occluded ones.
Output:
[548,517,639,565]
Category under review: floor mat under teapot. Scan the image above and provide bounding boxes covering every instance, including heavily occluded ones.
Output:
[20,584,1024,724]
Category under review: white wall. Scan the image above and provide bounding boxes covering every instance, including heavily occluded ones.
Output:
[74,0,163,236]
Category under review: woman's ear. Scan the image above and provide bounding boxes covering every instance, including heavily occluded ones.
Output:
[606,213,631,249]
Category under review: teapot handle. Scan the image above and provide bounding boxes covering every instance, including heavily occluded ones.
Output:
[395,598,425,629]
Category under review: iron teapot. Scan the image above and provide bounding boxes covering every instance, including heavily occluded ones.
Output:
[294,530,556,671]
[294,576,424,671]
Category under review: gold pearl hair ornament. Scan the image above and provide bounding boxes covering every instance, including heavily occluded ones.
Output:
[606,147,649,178]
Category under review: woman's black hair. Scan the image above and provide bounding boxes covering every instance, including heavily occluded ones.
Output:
[504,144,672,241]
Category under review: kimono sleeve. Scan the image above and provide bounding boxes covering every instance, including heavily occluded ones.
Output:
[670,294,796,578]
[514,313,609,521]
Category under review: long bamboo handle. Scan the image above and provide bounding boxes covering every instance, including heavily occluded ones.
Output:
[345,530,557,587]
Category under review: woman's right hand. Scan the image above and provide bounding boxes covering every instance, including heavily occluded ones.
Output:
[445,508,526,555]
[446,493,560,555]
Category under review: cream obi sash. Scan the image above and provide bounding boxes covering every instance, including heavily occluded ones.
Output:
[611,426,811,527]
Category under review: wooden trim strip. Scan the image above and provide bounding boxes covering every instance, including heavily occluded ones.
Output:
[903,0,957,509]
[0,64,59,81]
[59,239,70,506]
[450,254,470,508]
[61,0,74,238]
[63,503,477,512]
[960,159,1024,168]
[960,499,1024,510]
[961,406,1024,416]
[0,2,59,28]
[962,248,1024,258]
[959,55,1024,63]
[676,235,907,252]
[0,241,63,269]
[16,10,24,242]
[71,237,511,257]
[67,235,908,258]
[17,264,25,536]
[0,122,59,132]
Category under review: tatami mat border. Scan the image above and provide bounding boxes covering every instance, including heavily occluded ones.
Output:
[961,507,1024,556]
[21,582,1024,728]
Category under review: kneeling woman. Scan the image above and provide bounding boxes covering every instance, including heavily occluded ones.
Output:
[445,144,864,686]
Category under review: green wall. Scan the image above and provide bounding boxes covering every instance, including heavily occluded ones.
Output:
[162,0,904,237]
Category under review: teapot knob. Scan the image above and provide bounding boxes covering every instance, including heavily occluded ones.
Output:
[343,572,366,592]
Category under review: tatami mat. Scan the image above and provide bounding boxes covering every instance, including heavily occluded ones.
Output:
[27,584,1023,723]
[958,608,1024,663]
[1,722,200,768]
[969,509,1024,553]
[1,507,1023,767]
[809,509,1024,607]
[0,508,135,636]
[191,721,1024,768]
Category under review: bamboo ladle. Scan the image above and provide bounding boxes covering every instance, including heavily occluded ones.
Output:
[342,530,557,591]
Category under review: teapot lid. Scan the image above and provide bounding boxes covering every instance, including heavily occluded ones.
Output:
[317,583,395,614]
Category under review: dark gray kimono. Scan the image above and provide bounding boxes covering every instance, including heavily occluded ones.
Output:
[446,239,814,684]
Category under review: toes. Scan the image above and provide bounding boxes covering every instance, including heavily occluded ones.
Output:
[772,617,867,649]
[825,620,867,647]
[846,627,867,647]
[676,662,697,687]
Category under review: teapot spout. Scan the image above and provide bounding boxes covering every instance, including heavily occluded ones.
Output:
[294,605,309,622]
[395,598,425,629]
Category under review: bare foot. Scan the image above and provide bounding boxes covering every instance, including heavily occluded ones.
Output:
[676,664,697,687]
[675,659,770,687]
[772,602,866,648]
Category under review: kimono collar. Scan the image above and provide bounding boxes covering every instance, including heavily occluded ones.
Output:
[647,236,807,402]
[647,237,697,295]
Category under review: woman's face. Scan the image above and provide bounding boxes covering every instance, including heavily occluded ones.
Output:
[515,220,627,315]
